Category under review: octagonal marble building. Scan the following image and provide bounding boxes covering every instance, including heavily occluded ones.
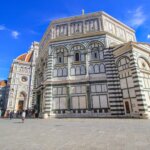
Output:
[34,11,150,119]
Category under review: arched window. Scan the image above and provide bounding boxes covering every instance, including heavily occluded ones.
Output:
[117,57,130,71]
[91,50,99,60]
[72,44,85,62]
[75,52,80,61]
[58,68,63,77]
[57,52,63,64]
[81,65,86,75]
[89,41,104,61]
[53,69,57,77]
[94,64,100,73]
[71,67,75,76]
[89,65,94,74]
[76,66,80,75]
[54,46,68,65]
[100,64,105,73]
[63,68,67,77]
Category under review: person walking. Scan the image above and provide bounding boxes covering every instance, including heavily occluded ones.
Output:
[21,110,26,123]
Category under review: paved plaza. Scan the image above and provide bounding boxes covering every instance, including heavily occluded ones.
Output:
[0,118,150,150]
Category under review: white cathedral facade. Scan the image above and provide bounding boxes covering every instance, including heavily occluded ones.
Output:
[6,42,39,112]
[7,11,150,119]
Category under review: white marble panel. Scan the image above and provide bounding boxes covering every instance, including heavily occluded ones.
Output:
[127,77,134,88]
[63,87,67,94]
[123,89,129,98]
[102,84,107,92]
[144,91,150,107]
[120,78,127,89]
[129,88,136,98]
[100,95,108,108]
[71,86,76,94]
[64,57,67,63]
[81,54,85,61]
[76,86,81,93]
[91,85,96,92]
[53,98,59,109]
[81,86,86,93]
[96,84,101,92]
[53,88,57,95]
[72,97,79,109]
[92,95,100,108]
[58,87,62,95]
[99,51,104,60]
[79,96,86,109]
[60,97,67,109]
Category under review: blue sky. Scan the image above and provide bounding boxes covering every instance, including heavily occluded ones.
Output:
[0,0,150,80]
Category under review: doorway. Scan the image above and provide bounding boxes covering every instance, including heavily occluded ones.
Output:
[18,101,24,111]
[125,101,130,114]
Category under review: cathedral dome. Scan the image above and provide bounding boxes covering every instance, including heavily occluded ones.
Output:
[0,80,7,87]
[16,52,33,62]
[16,53,27,61]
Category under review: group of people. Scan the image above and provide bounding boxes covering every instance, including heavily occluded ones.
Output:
[0,109,39,123]
[9,110,26,122]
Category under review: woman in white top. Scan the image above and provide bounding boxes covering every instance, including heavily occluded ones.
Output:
[22,110,26,123]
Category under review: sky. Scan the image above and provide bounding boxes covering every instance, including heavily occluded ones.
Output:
[0,0,150,80]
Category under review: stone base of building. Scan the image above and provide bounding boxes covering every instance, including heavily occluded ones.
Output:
[48,111,129,119]
[39,111,150,119]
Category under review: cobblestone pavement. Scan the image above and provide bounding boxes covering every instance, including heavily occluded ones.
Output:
[0,118,150,150]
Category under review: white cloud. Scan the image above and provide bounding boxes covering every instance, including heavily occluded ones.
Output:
[127,7,146,28]
[147,34,150,39]
[0,25,6,30]
[11,31,19,39]
[0,24,20,39]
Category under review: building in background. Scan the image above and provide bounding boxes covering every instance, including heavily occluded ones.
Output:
[6,42,39,113]
[33,11,150,119]
[0,80,7,113]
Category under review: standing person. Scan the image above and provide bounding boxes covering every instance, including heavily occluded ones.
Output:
[21,110,26,123]
[9,111,13,120]
[0,109,2,118]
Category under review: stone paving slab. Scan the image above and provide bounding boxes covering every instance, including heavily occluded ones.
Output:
[0,118,150,150]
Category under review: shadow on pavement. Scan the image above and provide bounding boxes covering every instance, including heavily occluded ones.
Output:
[13,121,23,123]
